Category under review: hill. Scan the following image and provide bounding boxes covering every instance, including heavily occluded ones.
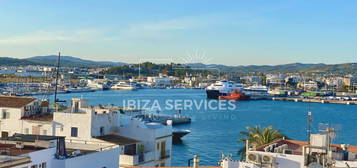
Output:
[0,55,127,67]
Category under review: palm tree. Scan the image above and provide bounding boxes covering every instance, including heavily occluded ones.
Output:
[237,126,286,160]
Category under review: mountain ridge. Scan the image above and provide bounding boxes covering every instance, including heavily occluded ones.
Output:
[1,56,356,74]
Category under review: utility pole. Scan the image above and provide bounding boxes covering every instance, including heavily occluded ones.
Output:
[307,111,312,143]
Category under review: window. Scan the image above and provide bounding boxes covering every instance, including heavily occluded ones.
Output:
[42,130,47,135]
[24,128,29,134]
[100,127,105,136]
[71,127,78,137]
[1,132,8,138]
[41,162,47,168]
[2,110,9,119]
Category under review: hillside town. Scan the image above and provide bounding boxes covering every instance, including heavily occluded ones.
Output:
[1,64,357,104]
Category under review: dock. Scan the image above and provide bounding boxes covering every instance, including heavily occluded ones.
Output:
[272,97,357,105]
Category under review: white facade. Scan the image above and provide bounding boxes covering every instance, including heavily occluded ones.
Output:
[0,96,173,168]
[119,116,172,167]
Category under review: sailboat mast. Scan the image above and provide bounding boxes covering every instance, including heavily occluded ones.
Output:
[54,52,61,103]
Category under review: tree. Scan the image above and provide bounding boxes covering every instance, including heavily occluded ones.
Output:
[237,126,286,160]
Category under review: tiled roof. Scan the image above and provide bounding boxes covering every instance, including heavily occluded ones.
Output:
[0,96,36,108]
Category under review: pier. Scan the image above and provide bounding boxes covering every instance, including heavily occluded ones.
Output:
[272,97,357,105]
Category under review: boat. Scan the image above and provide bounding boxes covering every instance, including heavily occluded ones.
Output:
[68,87,96,93]
[135,113,191,126]
[219,89,250,100]
[173,129,191,142]
[111,82,137,90]
[86,80,110,90]
[206,80,244,99]
[243,85,270,98]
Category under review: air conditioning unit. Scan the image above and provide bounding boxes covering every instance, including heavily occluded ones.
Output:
[261,155,274,164]
[16,142,24,149]
[247,153,260,163]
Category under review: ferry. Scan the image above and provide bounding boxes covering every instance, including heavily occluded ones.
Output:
[243,85,270,97]
[206,80,244,99]
[111,82,137,90]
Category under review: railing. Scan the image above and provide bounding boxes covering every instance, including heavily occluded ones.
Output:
[120,151,155,166]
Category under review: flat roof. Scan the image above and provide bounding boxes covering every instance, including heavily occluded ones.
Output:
[21,113,53,122]
[0,144,45,156]
[0,155,31,168]
[0,96,36,108]
[0,133,64,142]
[95,134,140,146]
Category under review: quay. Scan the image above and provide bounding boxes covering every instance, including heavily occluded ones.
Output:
[272,97,357,105]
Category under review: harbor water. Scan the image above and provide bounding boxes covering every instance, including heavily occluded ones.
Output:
[46,89,357,166]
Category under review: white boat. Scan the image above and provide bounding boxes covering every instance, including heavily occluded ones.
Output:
[86,80,109,90]
[243,85,269,97]
[68,87,96,93]
[206,80,244,99]
[111,82,137,90]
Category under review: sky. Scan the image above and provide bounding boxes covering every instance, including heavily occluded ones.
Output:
[0,0,356,66]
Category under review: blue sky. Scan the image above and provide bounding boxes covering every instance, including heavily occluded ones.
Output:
[0,0,356,65]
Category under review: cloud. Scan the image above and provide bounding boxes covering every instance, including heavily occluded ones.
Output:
[0,29,101,44]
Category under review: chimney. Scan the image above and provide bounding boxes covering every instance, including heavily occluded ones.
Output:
[193,155,200,168]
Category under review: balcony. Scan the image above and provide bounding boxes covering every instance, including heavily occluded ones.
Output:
[120,151,155,166]
[160,150,170,159]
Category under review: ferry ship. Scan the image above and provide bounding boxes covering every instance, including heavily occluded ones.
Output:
[111,81,137,90]
[206,81,244,99]
[243,85,269,97]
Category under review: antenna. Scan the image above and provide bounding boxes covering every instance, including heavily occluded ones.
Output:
[54,52,61,104]
[318,123,342,148]
[307,111,313,143]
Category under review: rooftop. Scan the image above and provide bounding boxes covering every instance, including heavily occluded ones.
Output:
[0,96,36,108]
[0,155,31,168]
[21,113,53,122]
[255,139,357,157]
[0,144,46,156]
[95,134,140,146]
[0,133,64,142]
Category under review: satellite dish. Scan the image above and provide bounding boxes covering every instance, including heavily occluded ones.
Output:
[308,162,323,168]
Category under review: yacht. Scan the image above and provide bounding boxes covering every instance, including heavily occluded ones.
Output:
[206,80,244,99]
[86,80,110,90]
[111,82,137,90]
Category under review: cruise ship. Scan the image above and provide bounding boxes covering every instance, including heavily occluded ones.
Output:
[206,80,244,99]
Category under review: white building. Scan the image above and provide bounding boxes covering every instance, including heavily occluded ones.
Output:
[0,133,119,168]
[147,74,172,87]
[266,74,286,86]
[297,80,319,90]
[0,96,172,168]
